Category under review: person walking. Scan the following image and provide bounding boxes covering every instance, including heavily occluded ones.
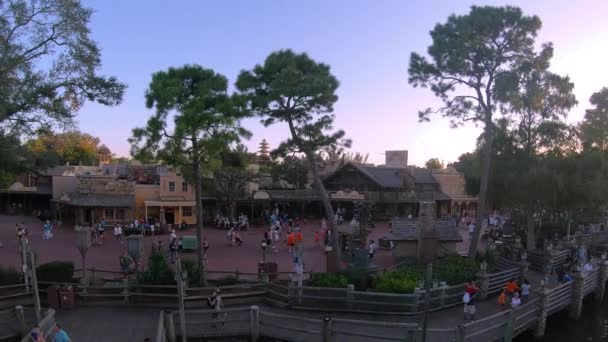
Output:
[53,323,71,342]
[368,240,376,261]
[463,290,476,321]
[169,238,178,264]
[511,291,522,308]
[202,237,209,261]
[212,289,225,328]
[119,252,133,277]
[505,278,519,301]
[521,278,531,303]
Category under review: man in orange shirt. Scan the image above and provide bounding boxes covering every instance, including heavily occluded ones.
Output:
[505,278,519,301]
[287,232,295,253]
[296,231,303,244]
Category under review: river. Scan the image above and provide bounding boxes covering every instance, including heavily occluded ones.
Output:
[516,297,608,341]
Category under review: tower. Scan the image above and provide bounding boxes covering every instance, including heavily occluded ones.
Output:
[258,139,271,164]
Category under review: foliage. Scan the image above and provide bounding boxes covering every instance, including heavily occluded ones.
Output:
[580,88,608,150]
[212,147,256,219]
[374,268,420,294]
[425,158,444,170]
[139,253,174,286]
[311,273,349,288]
[373,255,479,293]
[36,261,74,283]
[269,155,309,189]
[0,0,125,132]
[181,259,201,287]
[0,266,22,285]
[26,131,105,167]
[408,5,551,257]
[130,65,251,284]
[237,49,350,270]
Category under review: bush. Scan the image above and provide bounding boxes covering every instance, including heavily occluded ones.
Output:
[139,253,174,285]
[36,261,74,283]
[373,268,421,294]
[433,254,478,285]
[181,259,201,286]
[0,266,22,285]
[311,273,349,288]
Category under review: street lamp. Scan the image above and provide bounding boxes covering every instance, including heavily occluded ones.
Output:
[75,226,92,288]
[602,252,607,260]
[480,260,488,272]
[521,251,528,261]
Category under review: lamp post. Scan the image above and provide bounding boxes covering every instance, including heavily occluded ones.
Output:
[261,240,267,265]
[480,260,488,272]
[127,234,143,279]
[75,226,92,291]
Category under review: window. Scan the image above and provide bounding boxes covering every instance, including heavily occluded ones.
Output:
[104,208,113,218]
[182,207,192,217]
[168,181,175,192]
[182,182,188,192]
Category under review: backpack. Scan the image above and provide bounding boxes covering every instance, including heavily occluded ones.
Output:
[462,292,470,304]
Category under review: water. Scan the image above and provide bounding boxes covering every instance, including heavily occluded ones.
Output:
[516,297,608,341]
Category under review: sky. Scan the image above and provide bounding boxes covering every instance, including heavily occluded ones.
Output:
[78,0,608,166]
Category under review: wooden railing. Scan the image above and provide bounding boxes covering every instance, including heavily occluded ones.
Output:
[19,309,55,342]
[487,267,520,295]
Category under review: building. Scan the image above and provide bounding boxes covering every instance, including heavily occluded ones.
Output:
[0,171,52,215]
[432,167,478,217]
[388,218,463,258]
[137,171,196,226]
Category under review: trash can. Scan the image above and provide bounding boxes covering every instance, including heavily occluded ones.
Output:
[47,284,60,309]
[59,285,75,309]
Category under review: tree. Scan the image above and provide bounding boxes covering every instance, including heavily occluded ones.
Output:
[213,148,255,220]
[425,158,444,170]
[129,65,250,284]
[270,155,309,189]
[409,5,550,257]
[0,0,125,132]
[27,131,103,166]
[237,49,350,270]
[580,88,608,150]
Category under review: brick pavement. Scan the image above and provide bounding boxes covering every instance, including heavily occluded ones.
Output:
[0,214,396,274]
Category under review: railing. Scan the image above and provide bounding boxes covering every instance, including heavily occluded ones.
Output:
[155,311,167,342]
[288,282,465,314]
[546,281,574,315]
[487,267,520,295]
[19,309,55,342]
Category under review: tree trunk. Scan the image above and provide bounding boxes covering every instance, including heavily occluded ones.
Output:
[526,209,535,250]
[469,119,494,258]
[305,151,341,271]
[192,141,207,286]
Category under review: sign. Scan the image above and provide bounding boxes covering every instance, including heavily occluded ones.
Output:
[253,191,270,200]
[331,190,365,200]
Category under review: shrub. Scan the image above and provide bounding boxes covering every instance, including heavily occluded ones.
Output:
[433,254,478,285]
[311,273,349,288]
[139,253,174,285]
[373,268,421,294]
[0,266,22,285]
[36,261,74,283]
[181,259,201,286]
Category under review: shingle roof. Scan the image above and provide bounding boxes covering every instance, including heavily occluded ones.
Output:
[58,193,134,207]
[388,218,462,242]
[324,162,414,189]
[409,167,437,184]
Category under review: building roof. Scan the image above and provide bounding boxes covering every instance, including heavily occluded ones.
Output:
[409,167,437,184]
[388,218,462,242]
[324,162,414,189]
[57,193,134,207]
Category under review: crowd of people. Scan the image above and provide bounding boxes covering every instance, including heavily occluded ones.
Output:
[215,212,249,231]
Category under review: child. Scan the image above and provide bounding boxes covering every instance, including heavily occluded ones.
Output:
[314,230,320,247]
[498,289,506,307]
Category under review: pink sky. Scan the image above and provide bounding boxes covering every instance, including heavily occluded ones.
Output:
[78,0,608,166]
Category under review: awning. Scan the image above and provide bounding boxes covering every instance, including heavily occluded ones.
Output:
[144,200,196,207]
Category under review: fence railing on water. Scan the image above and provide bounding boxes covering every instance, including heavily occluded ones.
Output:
[159,306,456,342]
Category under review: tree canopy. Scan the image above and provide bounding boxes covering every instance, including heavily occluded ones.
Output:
[0,0,125,132]
[130,65,250,284]
[27,130,105,167]
[425,158,444,170]
[409,5,557,256]
[237,49,349,269]
[580,88,608,151]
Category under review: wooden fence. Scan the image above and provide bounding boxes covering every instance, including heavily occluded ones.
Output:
[18,309,55,342]
[486,267,520,295]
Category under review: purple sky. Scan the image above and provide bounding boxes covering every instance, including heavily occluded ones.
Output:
[79,0,608,166]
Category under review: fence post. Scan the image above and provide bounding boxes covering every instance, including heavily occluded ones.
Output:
[165,312,176,342]
[412,289,420,314]
[122,277,129,304]
[476,270,489,300]
[456,324,466,342]
[595,260,608,301]
[569,273,585,319]
[439,285,446,308]
[504,309,515,342]
[519,260,529,284]
[287,282,294,307]
[534,282,550,338]
[322,316,332,342]
[15,305,27,337]
[250,305,260,342]
[346,284,354,310]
